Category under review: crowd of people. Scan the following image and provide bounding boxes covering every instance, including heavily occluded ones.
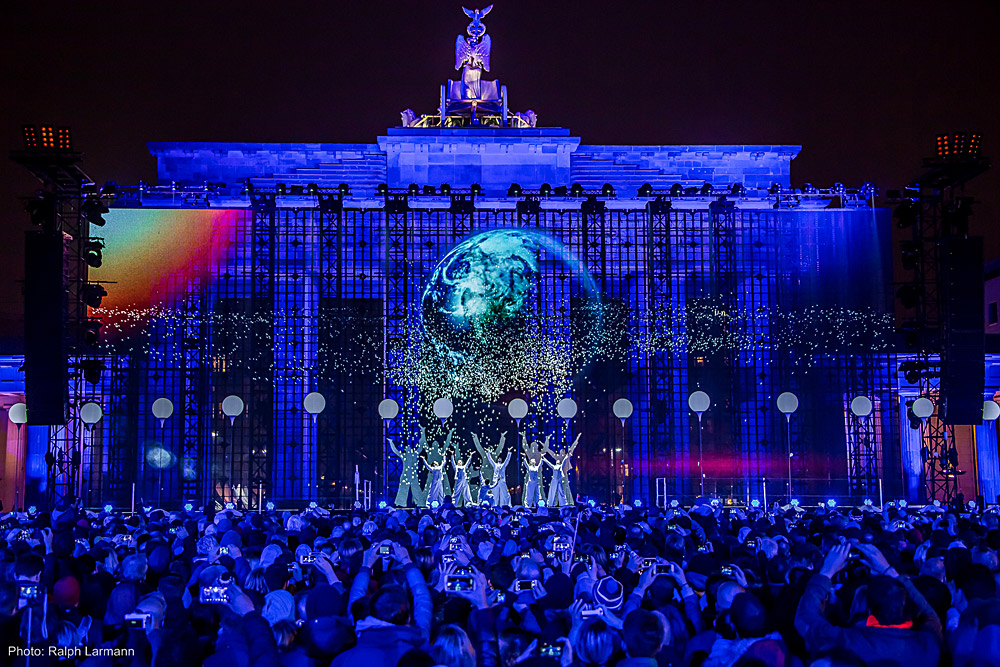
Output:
[2,495,999,667]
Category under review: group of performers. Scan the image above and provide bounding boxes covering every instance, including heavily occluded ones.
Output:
[389,428,580,508]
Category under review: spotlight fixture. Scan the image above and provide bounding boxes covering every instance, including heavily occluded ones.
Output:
[803,183,818,194]
[768,183,782,195]
[104,504,113,513]
[900,241,920,271]
[306,183,319,195]
[275,183,286,195]
[826,499,837,508]
[337,183,350,196]
[422,185,436,196]
[700,183,714,196]
[266,501,275,511]
[376,183,389,196]
[378,501,388,509]
[538,500,546,508]
[26,191,58,231]
[79,359,105,384]
[601,183,615,197]
[83,319,102,347]
[407,183,420,196]
[569,183,584,197]
[184,503,194,511]
[790,499,800,507]
[669,183,683,197]
[225,502,235,510]
[539,183,552,196]
[507,183,522,197]
[750,499,760,508]
[81,283,107,308]
[439,184,451,196]
[637,183,653,197]
[470,183,483,196]
[431,500,440,508]
[309,501,318,509]
[83,240,104,268]
[896,284,920,309]
[729,183,746,197]
[893,200,918,228]
[634,499,643,507]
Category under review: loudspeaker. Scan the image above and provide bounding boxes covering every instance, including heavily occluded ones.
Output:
[939,236,984,425]
[24,231,68,424]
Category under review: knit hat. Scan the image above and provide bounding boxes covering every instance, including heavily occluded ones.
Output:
[593,576,624,610]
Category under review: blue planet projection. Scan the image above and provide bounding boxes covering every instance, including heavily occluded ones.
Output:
[421,229,603,373]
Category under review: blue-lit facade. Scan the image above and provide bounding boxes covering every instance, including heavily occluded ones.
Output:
[22,125,929,510]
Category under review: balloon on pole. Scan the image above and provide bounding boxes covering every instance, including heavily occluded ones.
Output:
[557,398,578,420]
[222,395,244,425]
[612,398,633,424]
[912,397,934,420]
[508,398,528,428]
[152,398,174,427]
[80,402,103,428]
[433,397,453,424]
[378,399,399,420]
[850,396,873,418]
[688,391,711,416]
[8,402,27,431]
[776,392,799,420]
[304,392,326,422]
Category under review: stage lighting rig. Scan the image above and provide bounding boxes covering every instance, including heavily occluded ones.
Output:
[507,183,522,197]
[700,183,714,196]
[669,184,683,197]
[22,125,73,152]
[601,183,615,197]
[569,183,584,197]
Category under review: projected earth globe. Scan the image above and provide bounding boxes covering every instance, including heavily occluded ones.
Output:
[421,229,601,364]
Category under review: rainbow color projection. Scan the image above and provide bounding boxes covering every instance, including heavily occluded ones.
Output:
[67,196,912,513]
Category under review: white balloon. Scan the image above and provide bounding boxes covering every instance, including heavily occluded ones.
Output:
[850,396,873,417]
[613,398,633,420]
[508,398,528,420]
[304,392,326,415]
[378,399,400,420]
[80,401,103,425]
[222,395,245,418]
[688,391,711,414]
[912,397,934,419]
[557,398,578,419]
[433,397,453,420]
[776,392,799,415]
[8,402,27,425]
[984,400,1000,422]
[152,398,174,420]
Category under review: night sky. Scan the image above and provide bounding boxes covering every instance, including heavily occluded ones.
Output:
[1,0,997,349]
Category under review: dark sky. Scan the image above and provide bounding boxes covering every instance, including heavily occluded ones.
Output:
[1,0,997,347]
